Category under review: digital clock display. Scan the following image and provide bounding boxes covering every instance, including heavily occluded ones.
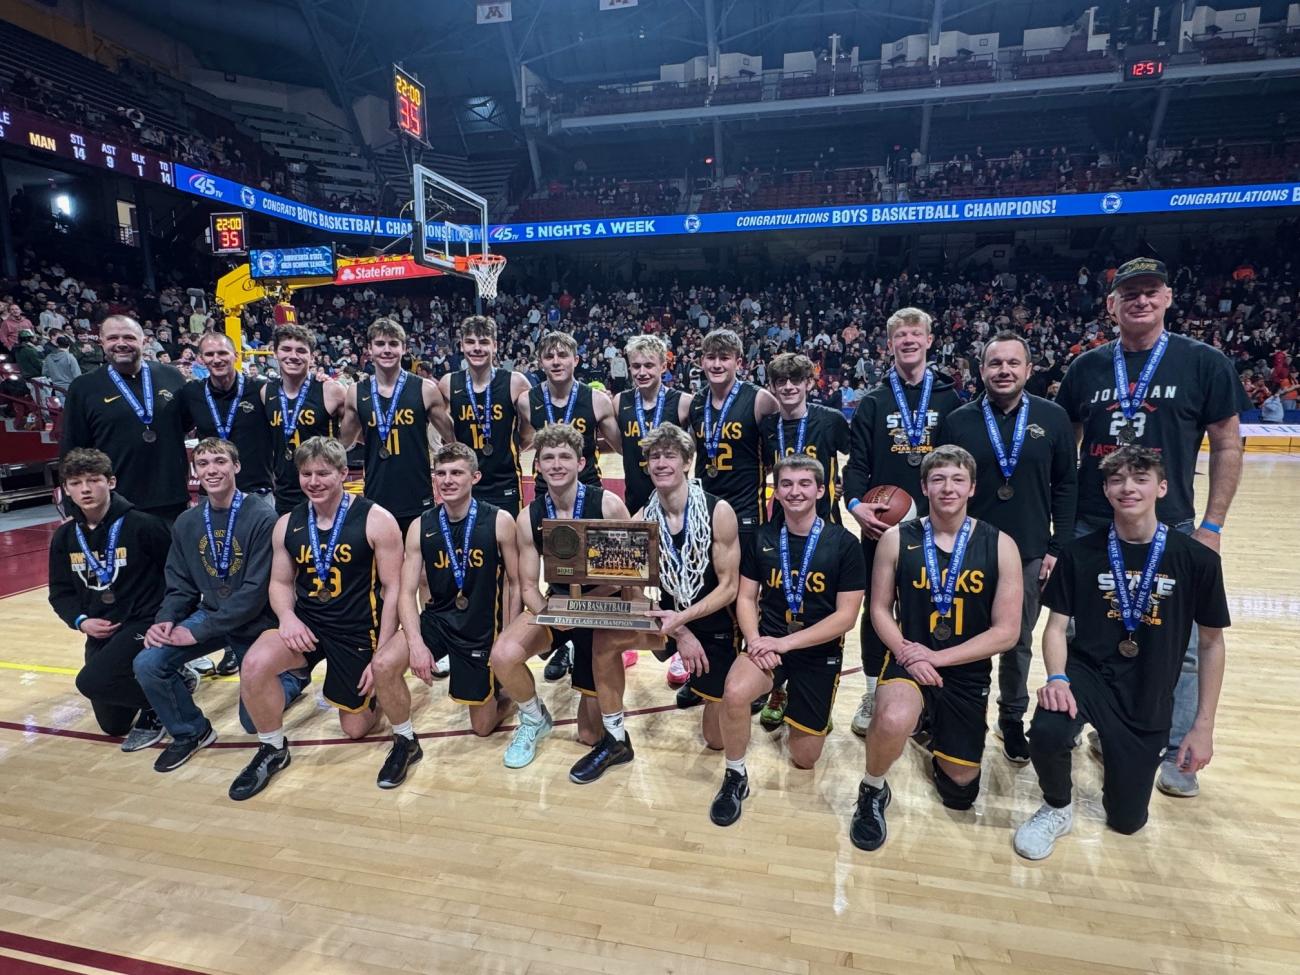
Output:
[209,212,247,254]
[1126,58,1166,80]
[393,65,427,144]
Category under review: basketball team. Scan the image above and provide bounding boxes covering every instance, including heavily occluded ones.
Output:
[50,257,1243,860]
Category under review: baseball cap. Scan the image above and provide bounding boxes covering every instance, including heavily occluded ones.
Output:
[18,328,35,338]
[1111,257,1168,290]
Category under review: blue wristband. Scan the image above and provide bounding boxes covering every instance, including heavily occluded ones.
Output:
[73,614,87,631]
[1047,673,1070,683]
[847,498,862,512]
[1199,521,1222,534]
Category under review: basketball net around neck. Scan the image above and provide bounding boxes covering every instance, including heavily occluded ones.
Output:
[645,481,711,608]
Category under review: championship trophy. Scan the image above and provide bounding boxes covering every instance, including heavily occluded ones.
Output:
[534,519,662,632]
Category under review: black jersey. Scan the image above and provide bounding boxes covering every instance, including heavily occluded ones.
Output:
[894,518,1002,675]
[654,491,734,637]
[179,377,273,493]
[1042,527,1230,731]
[285,496,380,645]
[617,386,687,515]
[1055,333,1248,525]
[356,371,432,519]
[450,368,522,511]
[419,501,506,651]
[264,377,336,513]
[528,486,607,595]
[742,519,865,652]
[759,404,851,525]
[60,361,189,511]
[529,381,602,494]
[692,381,766,533]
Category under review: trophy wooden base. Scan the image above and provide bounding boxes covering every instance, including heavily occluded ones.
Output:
[534,595,660,632]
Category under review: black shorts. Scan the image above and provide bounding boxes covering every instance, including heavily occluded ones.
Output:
[394,511,422,539]
[666,626,738,702]
[300,628,376,713]
[421,617,495,706]
[880,653,991,767]
[544,625,595,696]
[771,646,843,736]
[476,489,521,516]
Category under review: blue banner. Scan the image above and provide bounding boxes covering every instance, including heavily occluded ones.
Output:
[175,164,1300,245]
[249,246,336,279]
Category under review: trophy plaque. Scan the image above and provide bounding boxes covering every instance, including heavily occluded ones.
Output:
[534,519,661,632]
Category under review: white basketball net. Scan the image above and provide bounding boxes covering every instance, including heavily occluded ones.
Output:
[467,255,506,301]
[645,482,712,608]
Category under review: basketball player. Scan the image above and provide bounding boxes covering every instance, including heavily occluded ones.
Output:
[843,307,961,736]
[518,331,618,497]
[179,332,275,509]
[936,331,1077,764]
[637,423,741,746]
[610,335,692,516]
[48,448,174,750]
[60,316,189,522]
[261,324,344,514]
[1055,257,1245,798]
[368,443,520,789]
[850,445,1021,852]
[439,315,531,514]
[135,438,305,773]
[757,352,851,729]
[227,436,403,801]
[712,455,865,827]
[488,423,634,780]
[341,318,453,536]
[1013,446,1229,859]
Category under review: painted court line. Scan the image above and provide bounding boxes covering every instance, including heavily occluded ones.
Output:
[0,930,212,975]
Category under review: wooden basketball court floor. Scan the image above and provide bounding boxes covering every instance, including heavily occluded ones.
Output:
[1,453,1298,975]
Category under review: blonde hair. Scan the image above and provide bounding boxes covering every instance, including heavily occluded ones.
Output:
[538,331,578,357]
[625,335,667,362]
[886,307,933,336]
[294,435,349,471]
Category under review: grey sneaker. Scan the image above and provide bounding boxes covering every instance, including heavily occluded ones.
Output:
[181,663,201,696]
[1014,802,1074,860]
[850,683,876,738]
[1156,759,1199,798]
[121,712,165,752]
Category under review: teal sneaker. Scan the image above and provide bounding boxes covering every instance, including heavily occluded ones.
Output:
[503,707,553,769]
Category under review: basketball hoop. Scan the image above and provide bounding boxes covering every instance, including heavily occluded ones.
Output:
[460,253,507,301]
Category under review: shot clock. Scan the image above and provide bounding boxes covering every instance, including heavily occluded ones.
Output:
[209,212,247,255]
[393,65,428,144]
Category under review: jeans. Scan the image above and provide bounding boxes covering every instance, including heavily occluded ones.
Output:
[997,557,1043,721]
[1074,515,1198,750]
[134,622,310,739]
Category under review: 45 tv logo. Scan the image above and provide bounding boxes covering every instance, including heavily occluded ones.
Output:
[188,172,223,199]
[490,226,520,243]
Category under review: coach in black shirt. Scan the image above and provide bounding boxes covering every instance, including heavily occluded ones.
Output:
[61,315,189,522]
[937,331,1076,763]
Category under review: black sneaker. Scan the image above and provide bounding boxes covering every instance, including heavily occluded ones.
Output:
[216,649,241,676]
[675,685,703,709]
[543,643,571,682]
[849,780,892,852]
[997,719,1031,766]
[228,743,291,801]
[154,722,217,773]
[569,731,635,784]
[709,769,750,827]
[377,733,424,789]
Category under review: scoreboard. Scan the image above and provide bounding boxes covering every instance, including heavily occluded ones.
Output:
[209,212,247,255]
[0,104,174,185]
[393,65,428,144]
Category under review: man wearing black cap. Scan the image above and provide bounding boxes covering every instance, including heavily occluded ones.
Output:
[1055,257,1247,799]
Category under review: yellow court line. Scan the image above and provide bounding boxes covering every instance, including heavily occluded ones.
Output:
[0,660,245,681]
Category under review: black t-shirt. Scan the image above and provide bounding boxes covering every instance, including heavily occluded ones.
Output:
[1056,333,1248,524]
[1042,527,1230,731]
[759,403,850,525]
[741,519,865,655]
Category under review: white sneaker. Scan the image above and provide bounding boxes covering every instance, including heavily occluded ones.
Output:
[1013,802,1074,860]
[432,655,450,680]
[850,677,878,738]
[666,653,689,687]
[1156,759,1199,798]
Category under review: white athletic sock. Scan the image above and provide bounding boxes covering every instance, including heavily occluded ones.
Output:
[725,756,747,776]
[392,720,415,741]
[862,771,885,790]
[518,696,544,723]
[258,729,286,750]
[602,711,626,742]
[865,674,879,696]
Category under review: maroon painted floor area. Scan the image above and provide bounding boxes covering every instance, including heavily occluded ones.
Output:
[0,522,56,596]
[0,930,214,975]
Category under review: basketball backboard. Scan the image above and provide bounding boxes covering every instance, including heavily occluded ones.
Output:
[411,163,504,300]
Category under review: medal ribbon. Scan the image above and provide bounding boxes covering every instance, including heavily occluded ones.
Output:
[544,483,587,521]
[657,494,690,576]
[776,412,809,457]
[107,365,154,426]
[1112,332,1168,422]
[439,500,479,597]
[370,371,409,450]
[922,516,973,621]
[981,395,1030,481]
[74,517,125,589]
[465,368,494,450]
[543,380,578,425]
[634,386,667,438]
[704,381,742,464]
[307,494,352,590]
[204,374,245,440]
[204,492,245,582]
[1107,522,1169,638]
[888,368,934,448]
[779,517,824,619]
[278,377,312,447]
